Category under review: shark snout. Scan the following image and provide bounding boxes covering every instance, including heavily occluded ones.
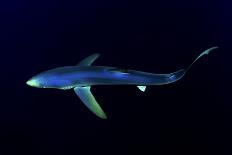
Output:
[26,78,39,87]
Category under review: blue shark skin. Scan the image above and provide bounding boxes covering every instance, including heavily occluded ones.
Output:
[26,47,218,119]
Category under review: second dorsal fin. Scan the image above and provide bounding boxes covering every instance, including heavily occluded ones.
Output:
[77,53,100,66]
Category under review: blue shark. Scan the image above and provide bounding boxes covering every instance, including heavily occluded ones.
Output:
[26,47,217,119]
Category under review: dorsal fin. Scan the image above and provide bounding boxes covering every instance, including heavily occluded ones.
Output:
[77,53,100,66]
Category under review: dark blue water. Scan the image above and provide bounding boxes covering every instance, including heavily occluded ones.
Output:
[0,0,231,154]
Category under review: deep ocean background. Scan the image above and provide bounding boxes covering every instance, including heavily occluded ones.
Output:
[0,0,231,154]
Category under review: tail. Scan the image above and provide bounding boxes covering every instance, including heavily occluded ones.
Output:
[167,46,218,83]
[185,46,218,72]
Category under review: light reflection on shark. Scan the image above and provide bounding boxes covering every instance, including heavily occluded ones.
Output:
[26,47,218,119]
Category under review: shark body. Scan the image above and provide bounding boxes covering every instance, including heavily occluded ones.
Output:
[27,47,217,119]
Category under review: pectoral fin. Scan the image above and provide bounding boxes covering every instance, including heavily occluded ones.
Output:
[74,86,107,119]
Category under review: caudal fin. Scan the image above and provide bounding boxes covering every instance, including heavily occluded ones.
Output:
[185,46,218,72]
[165,46,218,84]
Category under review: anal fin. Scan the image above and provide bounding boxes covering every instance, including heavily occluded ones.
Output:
[137,86,146,92]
